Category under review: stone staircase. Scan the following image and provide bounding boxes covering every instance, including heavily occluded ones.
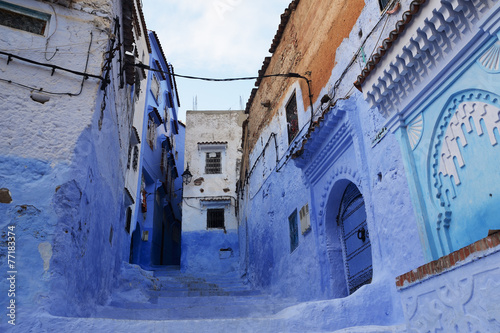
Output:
[13,264,408,332]
[93,266,295,321]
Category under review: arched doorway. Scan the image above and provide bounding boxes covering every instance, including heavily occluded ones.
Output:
[338,182,372,294]
[325,180,372,296]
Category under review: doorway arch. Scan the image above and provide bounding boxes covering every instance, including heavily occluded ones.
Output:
[325,180,372,296]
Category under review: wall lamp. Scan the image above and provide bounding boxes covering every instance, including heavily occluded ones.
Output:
[182,163,193,185]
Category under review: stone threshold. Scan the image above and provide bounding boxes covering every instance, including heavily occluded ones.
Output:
[395,231,500,289]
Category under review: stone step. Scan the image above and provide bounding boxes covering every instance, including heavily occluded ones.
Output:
[153,295,275,306]
[154,272,242,281]
[108,294,279,309]
[147,288,261,297]
[94,300,282,320]
[155,281,253,292]
[10,314,408,333]
[11,314,280,333]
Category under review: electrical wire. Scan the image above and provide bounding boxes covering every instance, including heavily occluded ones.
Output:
[134,62,310,84]
[44,4,58,61]
[0,32,95,96]
[0,49,103,81]
[5,38,109,52]
[240,6,397,198]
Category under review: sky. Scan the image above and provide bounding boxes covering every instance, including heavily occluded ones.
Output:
[142,0,291,122]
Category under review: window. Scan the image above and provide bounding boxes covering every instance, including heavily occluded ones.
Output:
[286,93,299,144]
[289,209,299,252]
[199,142,226,174]
[160,148,168,175]
[134,71,141,98]
[127,144,133,169]
[378,0,391,11]
[147,119,156,150]
[0,1,50,35]
[207,208,225,229]
[132,146,139,171]
[170,135,176,155]
[151,74,160,101]
[205,152,221,174]
[164,108,171,134]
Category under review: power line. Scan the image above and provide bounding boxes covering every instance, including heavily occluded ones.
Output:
[134,62,308,82]
[0,50,104,81]
[0,32,95,96]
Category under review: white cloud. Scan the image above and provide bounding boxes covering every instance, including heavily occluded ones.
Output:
[142,0,290,118]
[143,0,289,73]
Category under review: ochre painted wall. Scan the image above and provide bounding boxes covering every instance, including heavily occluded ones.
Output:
[243,0,365,162]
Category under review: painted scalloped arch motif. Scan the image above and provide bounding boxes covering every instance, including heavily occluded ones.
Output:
[431,90,500,208]
[318,166,362,221]
[478,41,500,73]
[407,113,423,150]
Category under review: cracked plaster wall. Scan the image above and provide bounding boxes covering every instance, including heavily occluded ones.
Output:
[0,0,134,318]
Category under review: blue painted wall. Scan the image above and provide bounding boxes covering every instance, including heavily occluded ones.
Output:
[130,31,181,269]
[182,230,239,274]
[398,35,500,260]
[0,84,134,318]
[239,93,425,326]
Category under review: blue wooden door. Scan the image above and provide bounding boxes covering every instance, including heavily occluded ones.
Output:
[339,183,372,294]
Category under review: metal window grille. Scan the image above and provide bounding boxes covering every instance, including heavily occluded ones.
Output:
[207,208,225,229]
[151,74,160,101]
[127,145,132,169]
[205,152,221,174]
[134,71,141,98]
[132,146,139,171]
[286,93,298,144]
[147,119,156,150]
[160,148,169,175]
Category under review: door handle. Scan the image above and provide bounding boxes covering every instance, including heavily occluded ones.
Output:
[357,227,366,242]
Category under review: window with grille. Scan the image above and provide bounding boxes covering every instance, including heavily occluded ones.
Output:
[0,1,51,36]
[205,152,222,174]
[160,148,168,175]
[151,74,160,101]
[127,144,133,169]
[147,119,156,150]
[286,93,298,144]
[164,108,171,134]
[132,146,139,171]
[207,208,225,229]
[379,0,391,11]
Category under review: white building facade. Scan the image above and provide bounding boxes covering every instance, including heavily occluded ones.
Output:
[182,110,246,275]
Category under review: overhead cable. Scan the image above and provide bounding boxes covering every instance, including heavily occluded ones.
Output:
[0,50,104,81]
